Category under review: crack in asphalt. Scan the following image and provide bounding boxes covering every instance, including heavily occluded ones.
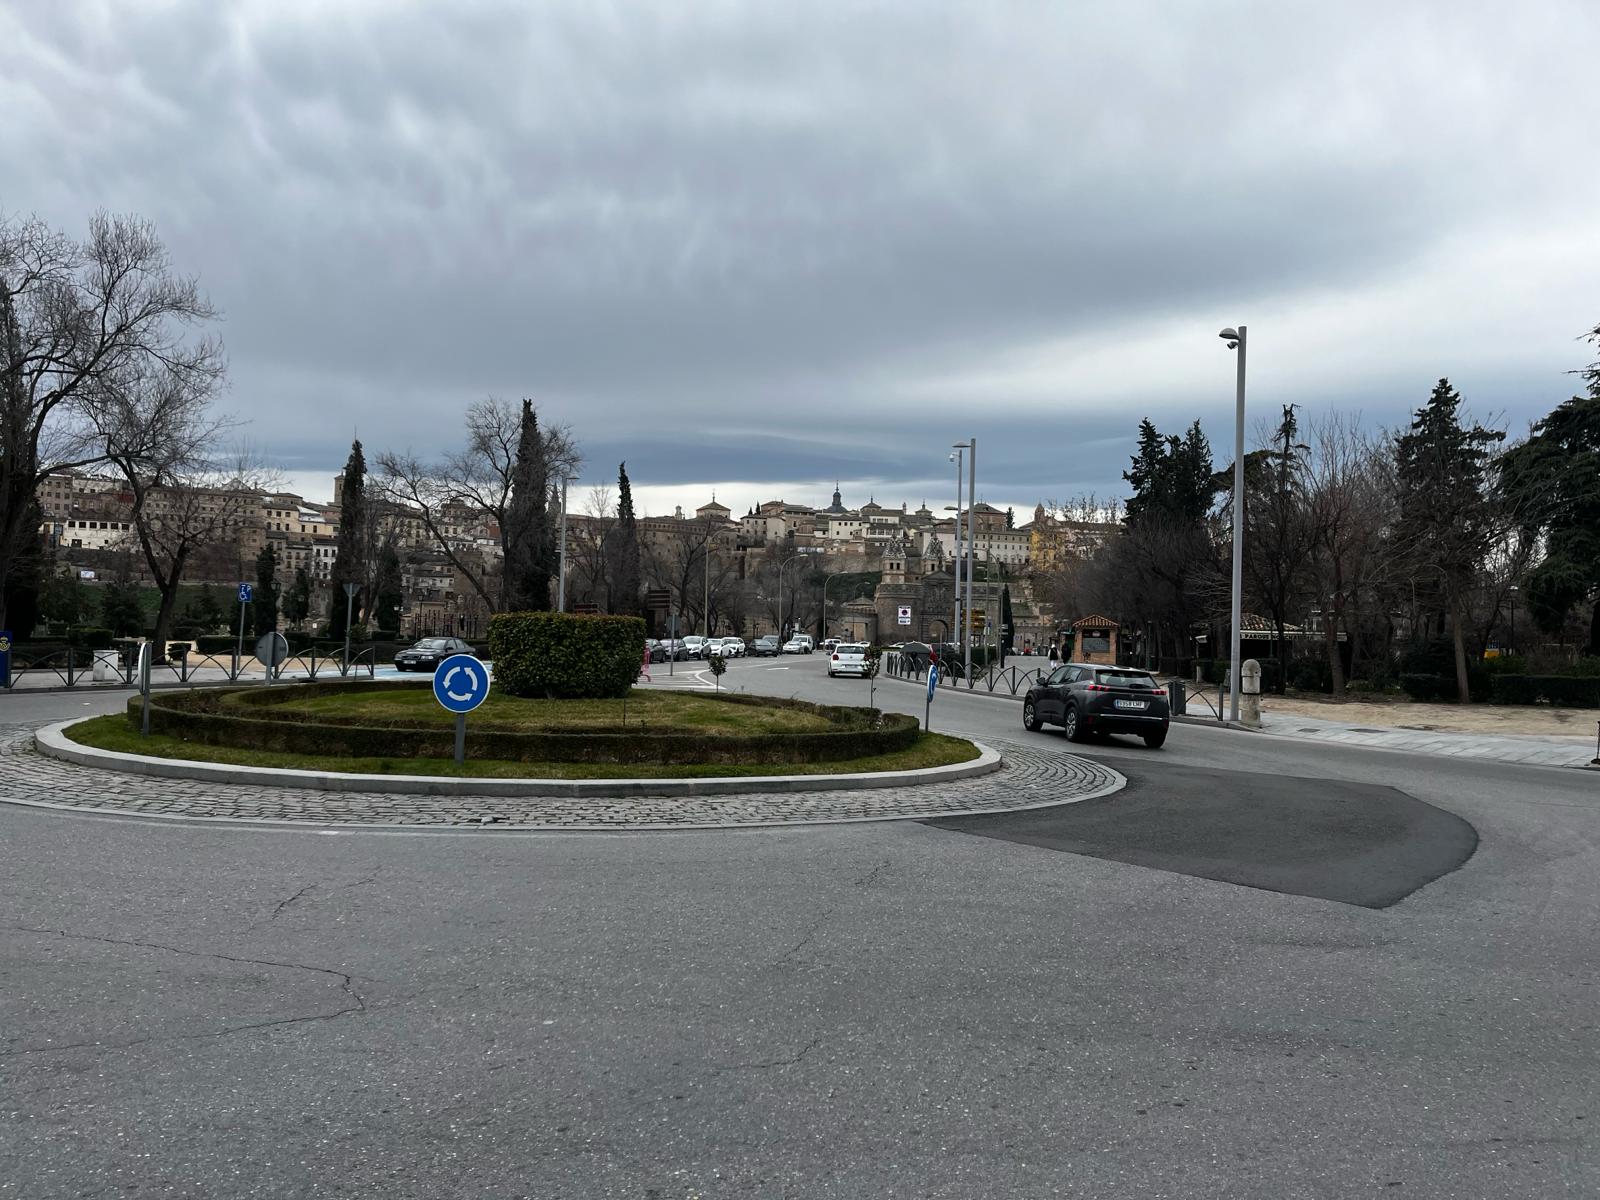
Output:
[0,925,368,1058]
[717,1036,823,1071]
[270,882,319,920]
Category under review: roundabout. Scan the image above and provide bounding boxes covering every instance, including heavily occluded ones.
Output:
[12,675,1123,828]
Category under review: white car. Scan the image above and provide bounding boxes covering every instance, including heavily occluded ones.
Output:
[828,643,871,678]
[709,637,745,657]
[782,636,809,654]
[683,635,710,658]
[821,638,841,655]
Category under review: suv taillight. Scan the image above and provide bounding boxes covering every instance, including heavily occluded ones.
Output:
[1084,682,1110,692]
[1151,687,1167,696]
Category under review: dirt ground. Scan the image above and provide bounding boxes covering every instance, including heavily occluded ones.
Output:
[1260,693,1600,738]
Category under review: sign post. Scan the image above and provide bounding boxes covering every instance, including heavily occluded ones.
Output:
[342,582,360,676]
[433,653,491,766]
[897,605,912,627]
[0,630,11,689]
[255,632,288,685]
[924,660,939,731]
[138,642,152,737]
[234,583,253,679]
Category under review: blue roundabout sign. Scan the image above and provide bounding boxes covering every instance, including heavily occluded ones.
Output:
[433,654,490,714]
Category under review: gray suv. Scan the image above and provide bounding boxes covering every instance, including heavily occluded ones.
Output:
[1023,663,1171,748]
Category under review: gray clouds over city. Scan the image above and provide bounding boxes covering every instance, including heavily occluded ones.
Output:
[4,0,1595,515]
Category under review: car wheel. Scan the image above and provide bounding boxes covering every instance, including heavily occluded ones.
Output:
[1143,728,1168,750]
[1022,699,1043,732]
[1064,705,1088,743]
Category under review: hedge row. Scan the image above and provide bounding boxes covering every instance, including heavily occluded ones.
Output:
[1403,672,1600,707]
[133,685,917,765]
[1489,675,1600,708]
[489,611,645,699]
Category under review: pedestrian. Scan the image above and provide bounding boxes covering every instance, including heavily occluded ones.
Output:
[1047,642,1057,664]
[639,642,652,683]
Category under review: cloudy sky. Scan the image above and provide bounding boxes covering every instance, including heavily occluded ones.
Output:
[5,1,1596,518]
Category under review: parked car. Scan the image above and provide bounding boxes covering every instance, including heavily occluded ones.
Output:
[827,642,871,678]
[709,637,745,657]
[645,639,669,663]
[821,638,842,655]
[659,638,690,661]
[1022,663,1170,748]
[782,635,811,654]
[750,635,782,657]
[393,637,475,672]
[682,635,710,659]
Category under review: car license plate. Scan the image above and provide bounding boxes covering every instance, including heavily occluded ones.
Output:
[1114,699,1147,710]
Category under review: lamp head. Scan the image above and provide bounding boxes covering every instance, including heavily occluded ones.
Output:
[1219,327,1239,350]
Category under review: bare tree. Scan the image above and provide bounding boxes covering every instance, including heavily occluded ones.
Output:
[1303,414,1397,696]
[376,397,578,612]
[0,211,223,628]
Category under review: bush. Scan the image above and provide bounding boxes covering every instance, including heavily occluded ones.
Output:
[72,627,114,650]
[1490,675,1600,708]
[1290,658,1332,694]
[489,611,647,699]
[1401,673,1454,702]
[195,634,239,654]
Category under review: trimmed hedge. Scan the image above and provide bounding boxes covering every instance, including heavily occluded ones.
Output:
[131,682,919,765]
[1489,675,1600,708]
[489,611,646,699]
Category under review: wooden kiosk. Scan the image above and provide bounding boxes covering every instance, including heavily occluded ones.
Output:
[1068,614,1120,664]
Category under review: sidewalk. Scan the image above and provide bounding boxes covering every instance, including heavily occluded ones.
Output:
[881,669,1600,769]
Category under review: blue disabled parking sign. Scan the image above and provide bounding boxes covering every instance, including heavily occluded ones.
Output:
[433,654,490,714]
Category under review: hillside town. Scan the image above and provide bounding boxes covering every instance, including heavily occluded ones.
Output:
[31,462,1118,651]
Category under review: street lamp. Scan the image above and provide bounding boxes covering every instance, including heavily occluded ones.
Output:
[1508,584,1519,655]
[1219,326,1247,723]
[950,438,976,684]
[777,553,807,642]
[556,474,579,613]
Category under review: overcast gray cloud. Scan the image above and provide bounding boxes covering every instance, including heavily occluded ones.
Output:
[4,0,1596,516]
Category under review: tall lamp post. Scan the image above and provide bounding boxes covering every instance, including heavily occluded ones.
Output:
[1508,584,1518,655]
[958,438,976,684]
[777,553,807,643]
[556,474,578,613]
[949,442,970,672]
[1219,326,1247,723]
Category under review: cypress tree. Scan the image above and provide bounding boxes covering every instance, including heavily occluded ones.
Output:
[503,400,551,611]
[253,543,280,637]
[606,461,642,615]
[328,439,367,636]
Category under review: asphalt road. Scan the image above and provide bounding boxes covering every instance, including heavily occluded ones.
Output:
[3,662,1597,1198]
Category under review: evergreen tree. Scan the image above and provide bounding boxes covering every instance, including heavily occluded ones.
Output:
[1500,333,1600,655]
[40,567,90,629]
[100,578,145,637]
[1122,419,1167,526]
[328,439,367,636]
[604,461,642,615]
[179,584,226,633]
[1005,506,1015,529]
[1394,379,1504,701]
[372,545,402,634]
[502,400,552,611]
[282,568,312,628]
[253,543,280,637]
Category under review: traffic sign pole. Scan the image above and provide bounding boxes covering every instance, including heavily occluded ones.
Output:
[433,653,490,768]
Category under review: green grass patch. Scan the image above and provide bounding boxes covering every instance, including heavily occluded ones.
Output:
[254,686,833,735]
[66,714,979,779]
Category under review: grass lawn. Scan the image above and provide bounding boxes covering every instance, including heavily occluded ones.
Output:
[66,714,980,779]
[243,686,835,735]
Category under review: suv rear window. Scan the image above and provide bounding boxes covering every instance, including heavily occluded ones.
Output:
[1096,669,1157,687]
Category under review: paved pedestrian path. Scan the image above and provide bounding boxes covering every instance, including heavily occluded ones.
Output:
[1255,709,1597,768]
[0,725,1122,830]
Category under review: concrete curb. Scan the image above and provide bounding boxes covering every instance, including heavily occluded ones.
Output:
[34,718,1004,799]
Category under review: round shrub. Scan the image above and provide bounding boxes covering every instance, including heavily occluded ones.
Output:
[489,611,646,699]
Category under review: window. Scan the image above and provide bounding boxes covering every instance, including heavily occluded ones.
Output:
[1046,667,1071,686]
